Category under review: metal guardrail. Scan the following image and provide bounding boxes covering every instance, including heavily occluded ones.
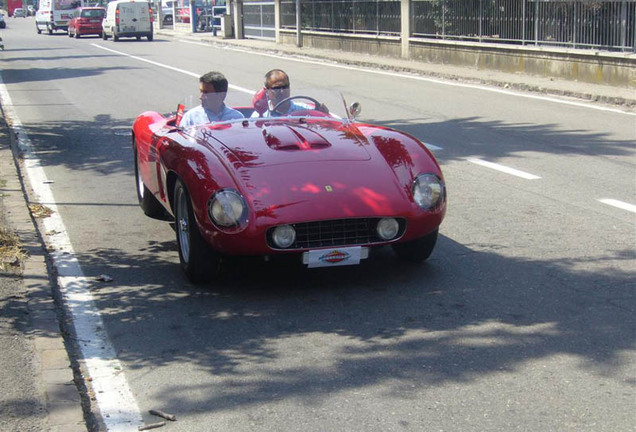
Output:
[280,0,635,52]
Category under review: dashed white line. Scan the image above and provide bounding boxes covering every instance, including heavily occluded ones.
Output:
[0,74,143,431]
[598,199,636,214]
[466,158,542,180]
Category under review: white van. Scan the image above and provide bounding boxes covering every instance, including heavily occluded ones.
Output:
[35,0,76,34]
[102,0,153,41]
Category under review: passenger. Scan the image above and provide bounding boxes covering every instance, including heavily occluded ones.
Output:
[253,69,327,118]
[180,71,244,127]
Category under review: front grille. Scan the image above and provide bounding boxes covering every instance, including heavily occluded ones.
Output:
[267,218,406,250]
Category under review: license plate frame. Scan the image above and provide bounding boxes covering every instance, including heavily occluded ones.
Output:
[302,246,369,268]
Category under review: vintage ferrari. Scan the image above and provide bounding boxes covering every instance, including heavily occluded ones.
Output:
[132,90,446,283]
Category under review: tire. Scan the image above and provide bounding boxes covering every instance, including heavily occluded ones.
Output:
[36,24,41,33]
[102,30,107,40]
[147,33,153,41]
[113,32,119,41]
[136,36,141,40]
[47,24,52,35]
[392,229,439,263]
[174,179,221,284]
[75,32,80,39]
[163,15,172,25]
[133,142,168,220]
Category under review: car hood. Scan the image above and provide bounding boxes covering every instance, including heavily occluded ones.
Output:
[199,119,371,168]
[194,119,418,220]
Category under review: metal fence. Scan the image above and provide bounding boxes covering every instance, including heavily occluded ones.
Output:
[412,0,635,51]
[280,0,635,51]
[281,0,402,35]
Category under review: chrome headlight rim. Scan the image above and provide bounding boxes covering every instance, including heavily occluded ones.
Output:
[412,174,445,210]
[207,189,249,230]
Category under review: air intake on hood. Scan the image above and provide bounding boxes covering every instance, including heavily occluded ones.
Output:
[263,125,331,151]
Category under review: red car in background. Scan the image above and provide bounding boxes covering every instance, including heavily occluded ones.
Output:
[68,7,105,38]
[132,90,447,283]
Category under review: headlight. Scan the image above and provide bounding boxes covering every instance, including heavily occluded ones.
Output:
[272,225,296,248]
[412,174,445,210]
[207,189,248,228]
[376,218,399,240]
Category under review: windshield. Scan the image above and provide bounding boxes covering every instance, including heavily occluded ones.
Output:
[176,88,354,129]
[55,0,77,11]
[80,8,104,18]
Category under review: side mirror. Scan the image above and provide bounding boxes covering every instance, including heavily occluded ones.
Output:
[348,102,361,119]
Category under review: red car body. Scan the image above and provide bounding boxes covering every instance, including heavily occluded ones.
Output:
[68,7,105,38]
[132,103,446,282]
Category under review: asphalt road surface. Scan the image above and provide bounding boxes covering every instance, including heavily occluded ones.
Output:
[1,18,635,432]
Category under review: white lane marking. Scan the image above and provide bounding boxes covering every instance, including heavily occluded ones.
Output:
[598,199,636,214]
[91,43,255,95]
[179,40,635,116]
[466,158,541,180]
[0,75,143,431]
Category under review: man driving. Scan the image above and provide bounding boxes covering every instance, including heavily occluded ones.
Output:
[253,69,327,118]
[180,71,244,127]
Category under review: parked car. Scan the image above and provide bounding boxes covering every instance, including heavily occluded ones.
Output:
[13,7,26,17]
[0,13,6,28]
[132,90,447,283]
[68,7,105,38]
[161,0,173,25]
[102,0,153,41]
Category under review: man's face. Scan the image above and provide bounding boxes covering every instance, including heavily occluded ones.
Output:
[265,74,290,111]
[199,81,225,114]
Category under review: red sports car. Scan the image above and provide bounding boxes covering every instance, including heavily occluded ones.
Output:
[132,91,446,283]
[68,7,105,38]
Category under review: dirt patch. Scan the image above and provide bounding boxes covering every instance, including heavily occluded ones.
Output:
[0,227,28,274]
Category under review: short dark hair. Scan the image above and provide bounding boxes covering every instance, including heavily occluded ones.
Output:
[264,69,289,88]
[200,71,228,93]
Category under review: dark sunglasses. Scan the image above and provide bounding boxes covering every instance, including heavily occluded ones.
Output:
[268,84,290,90]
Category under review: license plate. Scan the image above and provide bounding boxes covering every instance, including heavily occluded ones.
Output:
[90,20,100,23]
[302,246,368,268]
[122,26,134,32]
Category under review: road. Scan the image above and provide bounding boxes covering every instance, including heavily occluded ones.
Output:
[1,18,635,432]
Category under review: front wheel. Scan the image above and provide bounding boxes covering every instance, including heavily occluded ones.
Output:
[392,229,439,263]
[133,142,168,220]
[174,179,221,284]
[113,32,119,41]
[102,30,107,40]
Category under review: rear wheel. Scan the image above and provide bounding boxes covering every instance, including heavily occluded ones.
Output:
[36,23,41,34]
[102,30,107,40]
[392,229,439,263]
[113,30,119,41]
[147,33,153,41]
[47,24,52,35]
[75,31,80,39]
[174,179,221,284]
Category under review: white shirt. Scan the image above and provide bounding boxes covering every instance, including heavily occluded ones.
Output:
[180,104,244,127]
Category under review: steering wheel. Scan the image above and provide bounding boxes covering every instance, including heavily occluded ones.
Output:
[272,95,327,115]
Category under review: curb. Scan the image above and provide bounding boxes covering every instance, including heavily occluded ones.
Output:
[0,115,88,431]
